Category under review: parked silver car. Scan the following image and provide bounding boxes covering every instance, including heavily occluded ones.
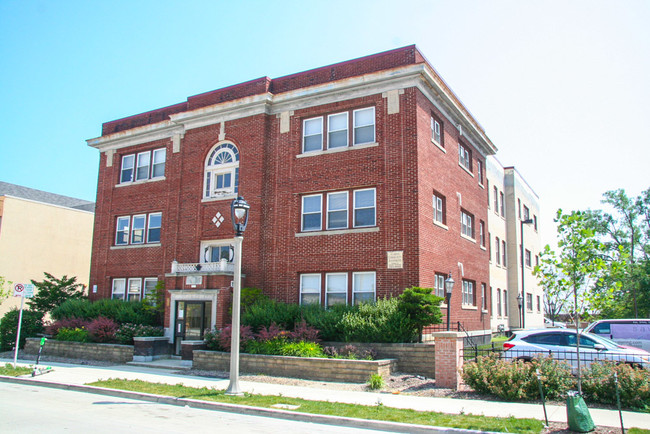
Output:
[502,329,650,371]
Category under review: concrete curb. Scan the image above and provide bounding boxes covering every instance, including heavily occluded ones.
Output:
[0,376,500,434]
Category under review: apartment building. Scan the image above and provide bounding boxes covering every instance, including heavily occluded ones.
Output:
[87,46,535,350]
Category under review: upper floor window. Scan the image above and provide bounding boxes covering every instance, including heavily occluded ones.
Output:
[503,289,508,316]
[461,210,474,239]
[115,212,162,246]
[459,143,471,171]
[462,280,475,305]
[496,289,502,316]
[495,237,501,265]
[523,205,530,220]
[302,107,375,154]
[112,277,157,301]
[479,220,486,247]
[481,283,487,310]
[203,242,234,263]
[301,188,376,232]
[526,293,533,311]
[534,215,538,231]
[502,240,507,266]
[434,273,445,298]
[433,192,445,225]
[499,192,505,217]
[204,142,239,199]
[477,160,483,185]
[493,187,499,212]
[120,148,166,184]
[525,249,532,267]
[431,117,442,146]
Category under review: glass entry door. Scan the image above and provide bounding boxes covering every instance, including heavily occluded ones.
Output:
[174,301,212,355]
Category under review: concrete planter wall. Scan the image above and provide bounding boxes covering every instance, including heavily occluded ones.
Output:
[193,350,396,383]
[323,342,435,378]
[24,338,133,363]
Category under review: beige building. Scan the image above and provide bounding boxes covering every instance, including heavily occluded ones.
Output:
[0,182,94,317]
[486,158,544,331]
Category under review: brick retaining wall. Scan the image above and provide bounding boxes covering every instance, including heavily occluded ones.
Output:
[24,338,133,363]
[193,350,396,383]
[323,342,435,378]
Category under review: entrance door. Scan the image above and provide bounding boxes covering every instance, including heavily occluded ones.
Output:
[174,301,212,355]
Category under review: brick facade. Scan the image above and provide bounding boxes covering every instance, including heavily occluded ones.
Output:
[87,45,501,344]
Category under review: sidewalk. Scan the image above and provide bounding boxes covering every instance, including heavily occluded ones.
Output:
[1,357,647,431]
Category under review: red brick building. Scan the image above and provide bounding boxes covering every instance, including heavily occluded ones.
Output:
[87,46,497,351]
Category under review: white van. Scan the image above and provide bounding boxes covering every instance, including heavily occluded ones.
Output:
[585,319,650,352]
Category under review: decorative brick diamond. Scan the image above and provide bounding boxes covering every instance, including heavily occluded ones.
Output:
[212,212,225,228]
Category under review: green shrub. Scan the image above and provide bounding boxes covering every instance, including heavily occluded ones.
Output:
[323,344,376,360]
[242,299,302,331]
[299,303,353,341]
[340,298,416,343]
[461,355,574,400]
[114,323,164,345]
[52,298,157,325]
[367,373,385,390]
[56,327,89,342]
[582,361,650,410]
[87,317,118,343]
[51,298,93,320]
[204,328,223,351]
[0,308,44,351]
[398,287,443,342]
[244,337,325,358]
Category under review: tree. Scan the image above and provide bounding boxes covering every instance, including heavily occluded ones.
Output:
[0,276,12,306]
[584,188,650,317]
[27,273,86,315]
[398,287,443,343]
[535,210,626,394]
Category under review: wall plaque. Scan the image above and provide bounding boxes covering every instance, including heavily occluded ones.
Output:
[387,251,404,269]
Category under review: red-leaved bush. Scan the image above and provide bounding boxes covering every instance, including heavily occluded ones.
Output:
[218,325,254,351]
[87,317,119,343]
[47,318,90,337]
[256,322,284,341]
[290,320,320,343]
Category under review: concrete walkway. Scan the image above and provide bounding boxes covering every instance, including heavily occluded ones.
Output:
[1,357,647,432]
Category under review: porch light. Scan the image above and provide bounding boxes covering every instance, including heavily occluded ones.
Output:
[231,196,250,236]
[444,272,454,331]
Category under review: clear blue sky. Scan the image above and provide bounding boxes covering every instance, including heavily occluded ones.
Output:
[1,0,648,247]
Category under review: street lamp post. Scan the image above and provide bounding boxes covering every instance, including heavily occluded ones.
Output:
[520,218,534,329]
[516,293,523,329]
[445,272,455,331]
[549,301,556,327]
[226,196,250,396]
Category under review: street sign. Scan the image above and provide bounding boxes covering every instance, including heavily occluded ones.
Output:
[13,283,24,297]
[24,284,35,298]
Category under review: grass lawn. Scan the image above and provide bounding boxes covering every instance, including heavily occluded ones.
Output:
[0,363,32,376]
[90,378,544,433]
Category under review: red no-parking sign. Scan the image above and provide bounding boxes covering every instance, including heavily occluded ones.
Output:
[13,283,24,297]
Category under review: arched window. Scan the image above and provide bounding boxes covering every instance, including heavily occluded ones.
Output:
[204,142,239,199]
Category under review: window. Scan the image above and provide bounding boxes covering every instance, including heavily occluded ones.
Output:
[353,107,375,145]
[112,278,126,300]
[536,295,541,312]
[327,191,348,230]
[354,189,376,227]
[301,188,376,232]
[518,199,521,219]
[204,142,239,199]
[477,160,483,185]
[503,289,508,316]
[326,273,347,306]
[147,213,162,243]
[459,144,471,171]
[205,244,234,263]
[131,215,146,244]
[303,117,323,152]
[119,148,166,184]
[144,278,157,302]
[495,237,501,265]
[534,215,538,231]
[115,213,162,246]
[127,278,142,301]
[526,293,533,311]
[493,187,499,212]
[523,205,530,221]
[328,112,348,149]
[525,249,532,267]
[353,272,376,305]
[115,216,130,245]
[302,194,322,231]
[496,289,502,316]
[431,117,441,145]
[434,273,446,298]
[502,240,507,266]
[432,192,445,225]
[462,280,474,305]
[481,283,487,310]
[300,274,321,305]
[479,221,485,247]
[499,192,505,217]
[535,255,539,267]
[461,210,474,239]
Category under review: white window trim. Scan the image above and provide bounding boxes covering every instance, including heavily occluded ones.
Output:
[115,216,130,246]
[120,155,134,183]
[151,148,166,179]
[303,117,323,153]
[459,144,471,171]
[112,278,126,299]
[200,239,236,263]
[203,143,239,200]
[462,280,475,306]
[301,194,323,232]
[325,272,348,306]
[433,194,444,225]
[353,188,376,228]
[119,148,166,185]
[352,271,376,304]
[327,112,348,149]
[131,214,147,245]
[327,191,349,230]
[127,278,142,301]
[300,273,322,305]
[143,278,158,299]
[461,210,474,239]
[431,117,441,146]
[147,212,162,243]
[353,107,375,146]
[135,151,151,182]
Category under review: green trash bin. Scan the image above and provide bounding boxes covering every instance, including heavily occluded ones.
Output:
[566,391,595,432]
